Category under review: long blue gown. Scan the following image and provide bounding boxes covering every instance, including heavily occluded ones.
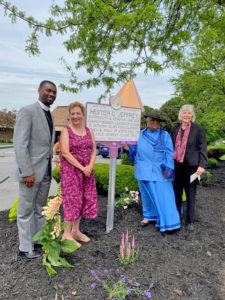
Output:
[128,128,180,232]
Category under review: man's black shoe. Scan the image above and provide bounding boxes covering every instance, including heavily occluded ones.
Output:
[19,250,41,259]
[34,243,42,249]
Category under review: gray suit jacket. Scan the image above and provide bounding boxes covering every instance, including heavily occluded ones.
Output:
[11,102,55,183]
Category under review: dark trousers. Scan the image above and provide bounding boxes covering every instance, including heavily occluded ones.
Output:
[173,161,198,224]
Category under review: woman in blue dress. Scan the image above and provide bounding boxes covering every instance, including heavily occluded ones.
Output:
[124,113,180,233]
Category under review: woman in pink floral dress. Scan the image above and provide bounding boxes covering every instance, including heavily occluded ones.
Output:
[60,102,98,247]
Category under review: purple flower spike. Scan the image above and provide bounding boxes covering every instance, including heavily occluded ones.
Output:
[144,291,152,299]
[90,270,96,276]
[95,275,100,281]
[104,269,109,274]
[91,283,96,288]
[121,234,125,247]
[116,268,120,272]
[125,231,129,243]
[120,275,126,282]
[150,282,154,289]
[127,288,131,294]
[135,281,141,287]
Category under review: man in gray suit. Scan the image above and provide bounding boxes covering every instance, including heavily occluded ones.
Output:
[11,80,57,259]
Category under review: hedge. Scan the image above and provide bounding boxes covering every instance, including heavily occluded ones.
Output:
[94,163,138,196]
[52,164,138,196]
[121,153,133,166]
[207,144,225,159]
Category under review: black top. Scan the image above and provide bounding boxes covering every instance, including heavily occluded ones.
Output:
[171,122,207,168]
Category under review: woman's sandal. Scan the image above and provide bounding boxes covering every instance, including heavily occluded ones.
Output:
[140,220,150,228]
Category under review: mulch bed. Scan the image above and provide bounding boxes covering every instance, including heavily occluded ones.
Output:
[0,162,224,300]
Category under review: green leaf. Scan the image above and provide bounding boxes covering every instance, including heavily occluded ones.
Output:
[42,255,57,276]
[47,254,62,267]
[32,231,45,242]
[59,257,74,268]
[60,239,79,253]
[48,243,61,264]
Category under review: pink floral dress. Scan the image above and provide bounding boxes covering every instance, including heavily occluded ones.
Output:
[60,126,98,222]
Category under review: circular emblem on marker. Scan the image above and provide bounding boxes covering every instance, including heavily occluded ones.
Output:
[110,95,122,110]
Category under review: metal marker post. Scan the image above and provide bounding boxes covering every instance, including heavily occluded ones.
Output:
[106,157,117,233]
[106,146,118,233]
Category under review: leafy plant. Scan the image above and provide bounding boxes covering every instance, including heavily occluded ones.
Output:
[199,171,212,186]
[8,197,18,222]
[207,158,218,168]
[52,165,60,183]
[90,269,153,299]
[115,187,139,209]
[32,195,79,275]
[182,190,186,202]
[119,231,138,266]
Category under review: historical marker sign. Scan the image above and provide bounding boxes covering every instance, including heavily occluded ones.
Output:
[86,102,141,142]
[86,98,141,233]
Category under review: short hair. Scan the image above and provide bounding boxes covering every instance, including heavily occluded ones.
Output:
[68,102,85,115]
[178,104,196,122]
[39,80,56,89]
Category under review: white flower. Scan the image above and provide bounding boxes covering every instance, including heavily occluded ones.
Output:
[125,187,129,191]
[42,196,62,220]
[124,197,130,203]
[123,206,128,209]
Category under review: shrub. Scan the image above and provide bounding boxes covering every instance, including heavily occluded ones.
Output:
[52,165,60,183]
[9,138,13,143]
[94,163,138,196]
[207,158,218,168]
[52,164,138,196]
[220,154,225,160]
[199,171,212,186]
[207,144,225,159]
[0,138,4,143]
[121,153,133,166]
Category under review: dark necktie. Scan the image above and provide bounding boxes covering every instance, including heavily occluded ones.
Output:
[43,109,53,138]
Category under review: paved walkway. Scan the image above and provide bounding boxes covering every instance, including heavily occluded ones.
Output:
[0,148,120,211]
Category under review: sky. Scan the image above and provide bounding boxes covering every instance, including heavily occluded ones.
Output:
[0,0,178,112]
